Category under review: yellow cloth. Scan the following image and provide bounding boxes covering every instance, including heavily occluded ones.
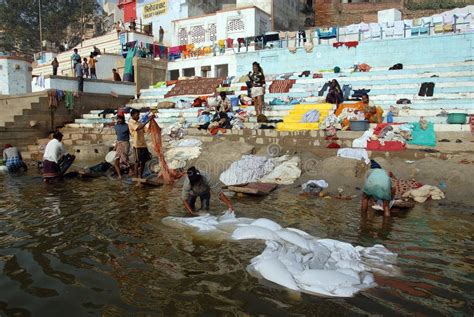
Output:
[218,40,225,48]
[128,118,147,148]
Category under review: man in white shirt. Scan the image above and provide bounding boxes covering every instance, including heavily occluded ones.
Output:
[43,132,75,181]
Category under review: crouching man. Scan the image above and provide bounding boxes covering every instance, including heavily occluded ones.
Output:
[43,132,75,182]
[182,166,234,216]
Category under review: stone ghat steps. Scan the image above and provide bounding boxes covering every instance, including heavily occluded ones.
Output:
[62,119,472,132]
[22,125,472,163]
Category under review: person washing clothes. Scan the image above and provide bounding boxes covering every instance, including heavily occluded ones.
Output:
[42,132,75,182]
[113,114,130,179]
[182,166,234,216]
[128,109,154,178]
[361,160,394,217]
[2,144,28,173]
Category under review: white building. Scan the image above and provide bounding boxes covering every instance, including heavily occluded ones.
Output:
[0,56,32,95]
[136,0,219,46]
[102,0,125,24]
[136,0,302,45]
[236,0,302,30]
[171,5,271,46]
[167,6,271,79]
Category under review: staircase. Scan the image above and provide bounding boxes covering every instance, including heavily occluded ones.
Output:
[277,103,333,131]
[32,32,123,77]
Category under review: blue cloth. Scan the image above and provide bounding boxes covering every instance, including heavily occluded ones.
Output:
[5,156,23,171]
[301,110,320,123]
[363,169,392,201]
[114,123,130,141]
[408,122,436,147]
[370,159,381,169]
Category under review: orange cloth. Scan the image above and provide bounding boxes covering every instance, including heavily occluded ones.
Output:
[148,119,183,185]
[365,106,384,123]
[335,102,365,116]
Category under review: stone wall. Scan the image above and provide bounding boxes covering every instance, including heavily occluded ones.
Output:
[116,57,167,94]
[0,91,131,151]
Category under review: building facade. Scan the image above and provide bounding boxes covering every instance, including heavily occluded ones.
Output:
[171,6,271,46]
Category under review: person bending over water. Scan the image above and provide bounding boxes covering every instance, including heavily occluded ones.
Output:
[182,167,234,216]
[2,144,28,173]
[361,160,393,217]
[42,132,75,182]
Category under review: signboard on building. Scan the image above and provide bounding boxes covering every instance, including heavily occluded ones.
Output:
[143,0,167,19]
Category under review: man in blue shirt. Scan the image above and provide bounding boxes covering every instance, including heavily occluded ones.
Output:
[113,114,130,179]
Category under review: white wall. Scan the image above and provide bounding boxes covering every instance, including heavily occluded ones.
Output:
[236,0,300,30]
[32,76,135,96]
[94,54,124,80]
[0,57,32,95]
[167,54,237,79]
[136,0,189,46]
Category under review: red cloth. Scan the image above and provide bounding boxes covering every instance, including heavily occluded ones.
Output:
[327,142,341,149]
[367,123,406,151]
[344,41,359,48]
[226,38,234,48]
[333,42,344,48]
[367,140,406,151]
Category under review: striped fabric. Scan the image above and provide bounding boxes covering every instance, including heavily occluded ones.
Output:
[269,80,296,93]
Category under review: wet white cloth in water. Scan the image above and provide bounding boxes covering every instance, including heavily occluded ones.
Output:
[162,212,399,297]
[302,180,329,193]
[337,148,370,164]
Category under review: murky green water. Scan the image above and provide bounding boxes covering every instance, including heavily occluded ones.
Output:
[1,173,473,316]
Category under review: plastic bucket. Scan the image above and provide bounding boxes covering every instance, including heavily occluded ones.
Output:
[447,113,467,124]
[349,120,370,131]
[105,151,117,164]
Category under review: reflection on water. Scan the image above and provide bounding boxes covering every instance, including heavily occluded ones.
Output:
[0,174,473,316]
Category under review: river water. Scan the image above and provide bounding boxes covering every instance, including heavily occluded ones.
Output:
[0,173,473,316]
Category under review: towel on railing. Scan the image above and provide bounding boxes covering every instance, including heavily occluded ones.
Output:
[279,31,287,40]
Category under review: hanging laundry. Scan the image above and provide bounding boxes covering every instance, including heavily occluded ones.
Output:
[65,91,74,110]
[48,90,58,108]
[344,41,359,49]
[226,38,234,49]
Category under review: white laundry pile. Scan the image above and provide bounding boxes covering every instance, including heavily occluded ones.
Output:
[162,212,399,297]
[219,155,301,186]
[260,156,301,185]
[336,148,370,164]
[402,185,445,203]
[164,138,202,169]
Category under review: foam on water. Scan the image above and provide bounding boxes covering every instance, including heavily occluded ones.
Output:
[162,212,399,297]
